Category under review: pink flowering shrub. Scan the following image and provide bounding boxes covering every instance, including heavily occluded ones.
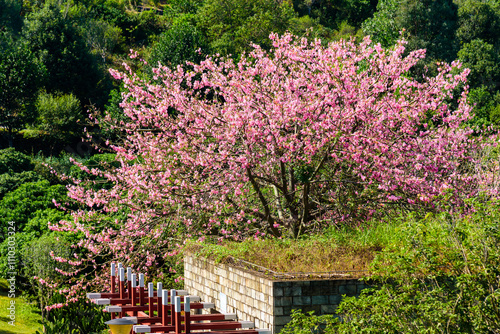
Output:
[50,33,491,296]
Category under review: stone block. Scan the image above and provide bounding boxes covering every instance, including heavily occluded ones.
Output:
[274,287,284,297]
[329,294,342,304]
[275,296,292,307]
[296,281,310,287]
[275,325,285,333]
[284,286,302,296]
[311,295,329,305]
[292,296,311,306]
[339,284,357,296]
[302,305,322,314]
[321,304,338,314]
[275,316,292,326]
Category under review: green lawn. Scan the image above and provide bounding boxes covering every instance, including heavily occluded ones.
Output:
[0,279,42,334]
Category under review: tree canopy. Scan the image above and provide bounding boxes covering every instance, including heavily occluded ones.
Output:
[48,35,490,297]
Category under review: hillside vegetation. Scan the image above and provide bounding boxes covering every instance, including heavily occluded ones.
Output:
[1,0,500,333]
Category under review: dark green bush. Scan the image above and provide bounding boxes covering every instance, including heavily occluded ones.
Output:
[0,148,34,174]
[0,170,41,199]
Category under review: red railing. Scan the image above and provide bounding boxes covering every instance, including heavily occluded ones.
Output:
[87,263,271,334]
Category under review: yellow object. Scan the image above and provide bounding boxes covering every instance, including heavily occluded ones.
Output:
[105,318,135,334]
[108,323,133,334]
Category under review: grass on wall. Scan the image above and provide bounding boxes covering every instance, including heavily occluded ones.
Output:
[186,218,402,274]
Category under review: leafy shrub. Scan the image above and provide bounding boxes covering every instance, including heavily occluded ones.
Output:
[0,180,68,243]
[335,200,500,333]
[0,170,40,199]
[0,148,34,174]
[30,91,82,145]
[34,298,110,334]
[148,19,208,69]
[280,309,338,334]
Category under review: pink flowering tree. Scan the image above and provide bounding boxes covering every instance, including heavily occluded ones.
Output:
[49,33,486,295]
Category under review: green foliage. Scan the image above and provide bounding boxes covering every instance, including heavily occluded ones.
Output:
[31,152,78,185]
[0,171,41,199]
[335,201,500,333]
[0,148,34,174]
[467,86,500,125]
[0,0,23,34]
[287,15,334,40]
[458,39,500,90]
[148,18,208,69]
[23,2,109,107]
[361,0,399,47]
[84,18,124,62]
[22,233,72,284]
[293,0,377,30]
[0,180,68,243]
[162,0,204,15]
[280,309,338,334]
[196,0,296,55]
[23,234,110,332]
[0,32,46,137]
[26,91,83,147]
[66,153,118,190]
[363,0,459,62]
[34,299,110,334]
[456,0,500,45]
[489,102,500,125]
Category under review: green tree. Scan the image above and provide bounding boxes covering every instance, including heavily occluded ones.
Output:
[23,2,109,107]
[0,32,45,146]
[458,39,500,90]
[196,0,296,56]
[293,0,377,30]
[456,0,500,45]
[467,86,500,124]
[363,0,459,62]
[162,0,204,15]
[22,91,83,151]
[361,0,399,47]
[84,18,123,62]
[0,147,34,174]
[148,18,208,69]
[0,0,23,34]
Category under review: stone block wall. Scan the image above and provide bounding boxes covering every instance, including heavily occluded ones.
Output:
[184,254,368,333]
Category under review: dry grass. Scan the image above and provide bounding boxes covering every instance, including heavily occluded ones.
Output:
[185,221,399,277]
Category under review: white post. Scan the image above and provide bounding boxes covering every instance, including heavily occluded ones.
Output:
[162,290,169,305]
[157,282,162,299]
[111,263,116,277]
[148,283,154,298]
[170,289,176,305]
[127,267,132,281]
[184,296,191,313]
[139,274,145,288]
[119,267,125,281]
[175,296,181,313]
[117,263,123,275]
[131,274,137,288]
